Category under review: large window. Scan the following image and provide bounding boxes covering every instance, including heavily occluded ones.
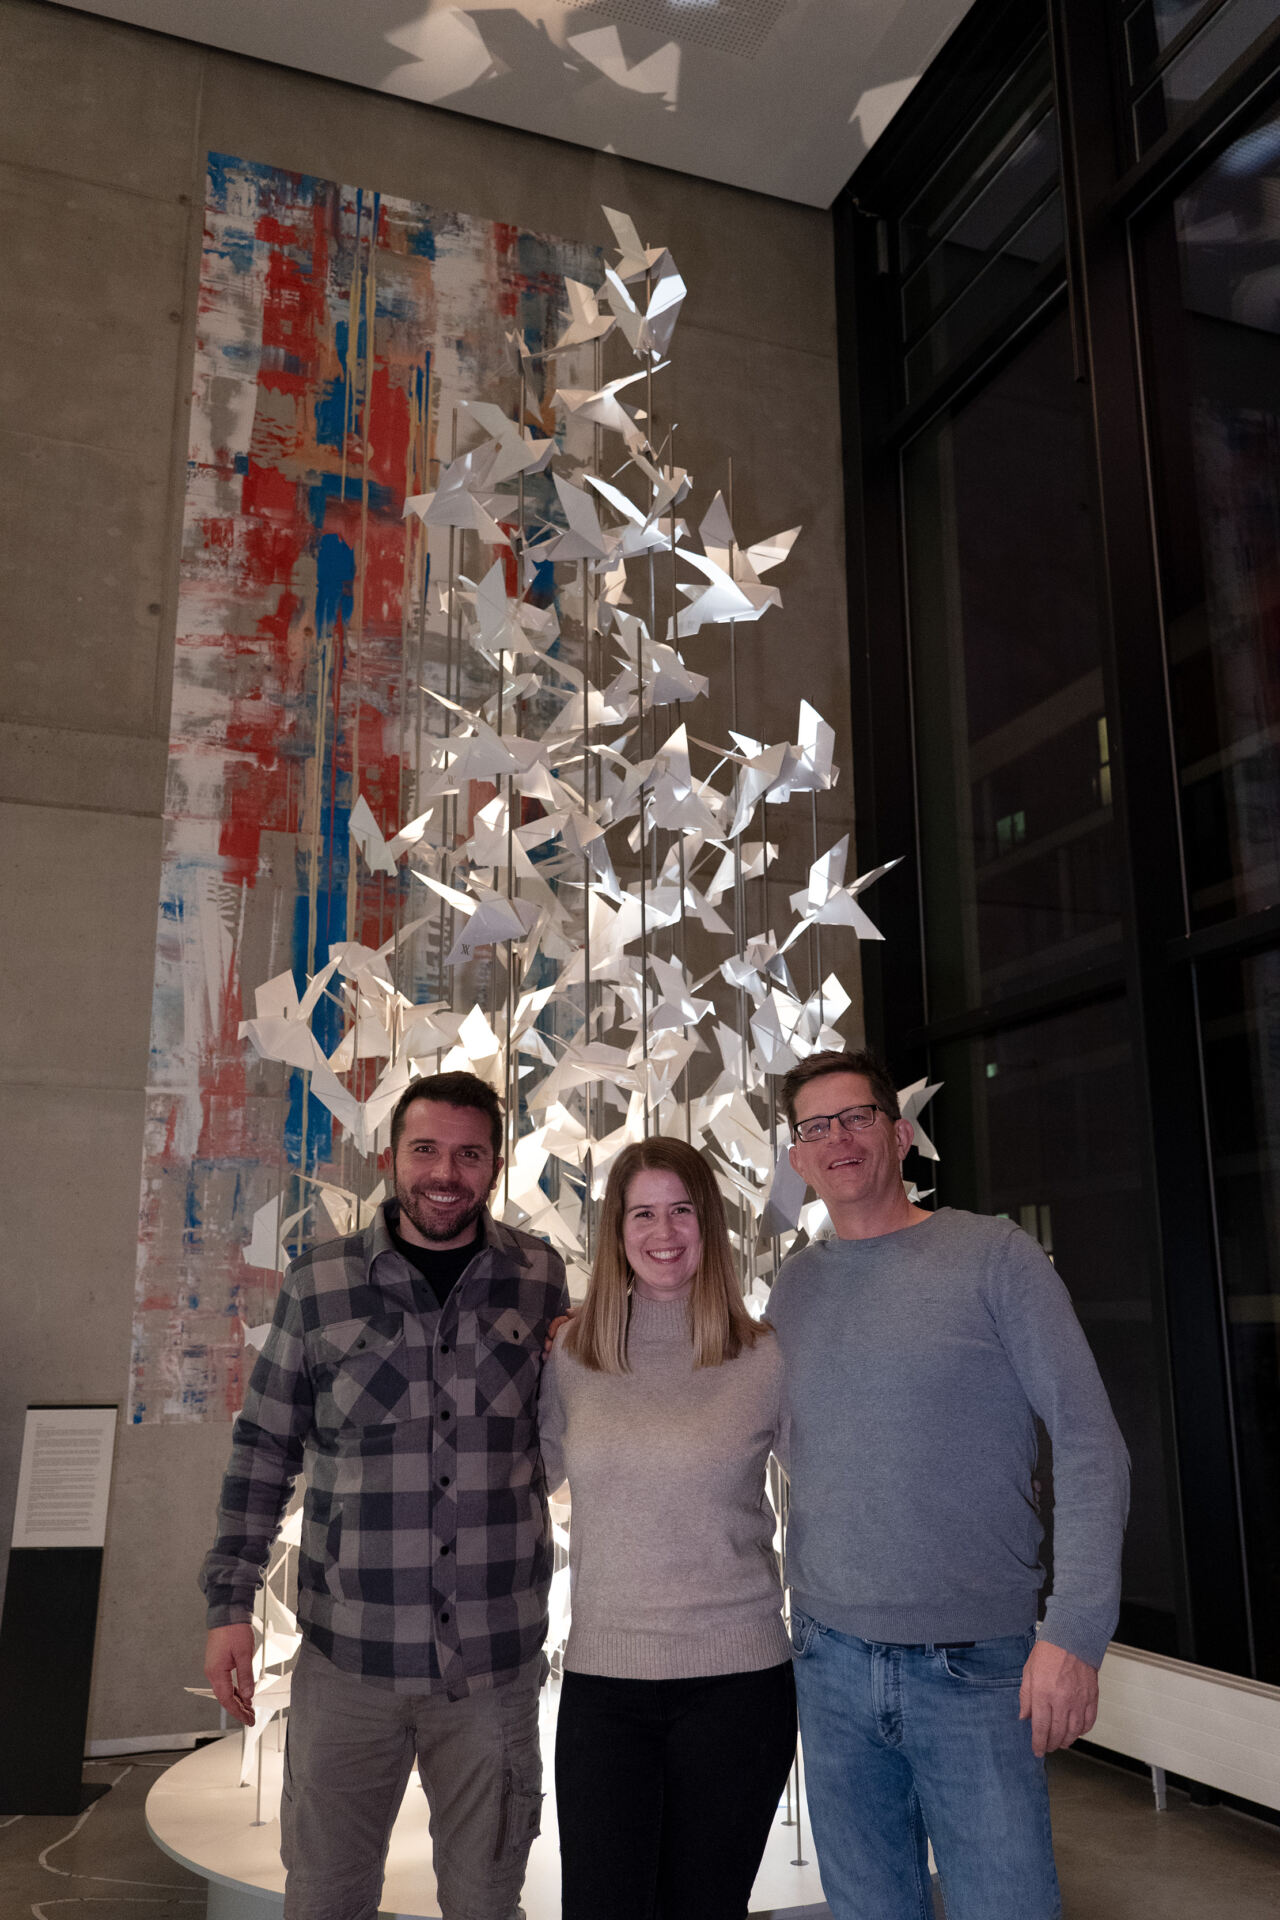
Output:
[1142,98,1280,927]
[906,315,1123,1019]
[838,0,1280,1681]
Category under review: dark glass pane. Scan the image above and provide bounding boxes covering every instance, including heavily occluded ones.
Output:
[905,195,1063,399]
[929,999,1180,1653]
[905,313,1124,1018]
[902,113,1059,343]
[1198,945,1280,1682]
[1134,0,1279,152]
[900,40,1053,276]
[1145,100,1280,924]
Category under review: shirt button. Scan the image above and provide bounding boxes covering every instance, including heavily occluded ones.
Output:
[440,1544,451,1556]
[440,1343,450,1355]
[440,1476,451,1488]
[441,1611,451,1624]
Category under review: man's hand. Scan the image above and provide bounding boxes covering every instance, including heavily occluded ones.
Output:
[204,1623,257,1726]
[543,1309,577,1357]
[1018,1638,1098,1757]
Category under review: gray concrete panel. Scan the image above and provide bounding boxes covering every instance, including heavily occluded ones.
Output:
[0,0,204,200]
[90,1421,231,1741]
[0,801,161,1086]
[0,1078,144,1622]
[0,159,191,454]
[0,720,168,816]
[0,429,171,732]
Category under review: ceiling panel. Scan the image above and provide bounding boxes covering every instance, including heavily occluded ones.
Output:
[49,0,975,206]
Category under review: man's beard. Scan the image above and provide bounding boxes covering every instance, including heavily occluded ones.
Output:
[396,1179,486,1245]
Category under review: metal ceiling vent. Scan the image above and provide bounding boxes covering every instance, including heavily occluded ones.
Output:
[564,0,792,61]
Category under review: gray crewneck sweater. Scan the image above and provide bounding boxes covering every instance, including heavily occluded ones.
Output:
[537,1292,790,1679]
[768,1209,1130,1669]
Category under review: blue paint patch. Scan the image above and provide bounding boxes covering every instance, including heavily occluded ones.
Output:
[206,151,235,206]
[315,319,350,449]
[284,876,352,1172]
[409,220,437,260]
[215,225,258,276]
[233,451,249,475]
[314,532,355,635]
[307,472,397,530]
[314,377,347,449]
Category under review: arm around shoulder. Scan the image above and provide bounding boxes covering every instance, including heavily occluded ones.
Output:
[537,1336,570,1494]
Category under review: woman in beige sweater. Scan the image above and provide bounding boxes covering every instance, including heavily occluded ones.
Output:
[539,1137,796,1920]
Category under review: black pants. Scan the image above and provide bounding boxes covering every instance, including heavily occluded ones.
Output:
[555,1661,798,1920]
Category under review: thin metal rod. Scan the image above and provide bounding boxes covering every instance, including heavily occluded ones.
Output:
[347,195,378,942]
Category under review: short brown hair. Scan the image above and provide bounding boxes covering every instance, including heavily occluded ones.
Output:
[780,1049,901,1131]
[565,1137,770,1374]
[389,1072,504,1161]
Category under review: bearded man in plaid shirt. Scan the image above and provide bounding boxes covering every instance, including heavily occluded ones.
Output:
[200,1071,569,1920]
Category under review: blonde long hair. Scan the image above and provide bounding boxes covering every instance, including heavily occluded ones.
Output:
[565,1138,771,1374]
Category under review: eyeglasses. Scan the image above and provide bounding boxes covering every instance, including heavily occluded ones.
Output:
[792,1104,887,1144]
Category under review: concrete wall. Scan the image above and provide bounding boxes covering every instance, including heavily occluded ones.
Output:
[0,0,851,1740]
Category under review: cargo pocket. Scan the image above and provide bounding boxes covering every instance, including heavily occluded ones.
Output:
[495,1757,543,1862]
[495,1676,544,1863]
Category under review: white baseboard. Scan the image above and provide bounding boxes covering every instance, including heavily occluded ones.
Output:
[1091,1643,1280,1811]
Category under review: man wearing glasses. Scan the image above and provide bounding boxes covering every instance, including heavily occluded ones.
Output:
[770,1049,1129,1920]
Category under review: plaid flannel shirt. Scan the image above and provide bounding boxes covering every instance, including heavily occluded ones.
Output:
[200,1202,569,1697]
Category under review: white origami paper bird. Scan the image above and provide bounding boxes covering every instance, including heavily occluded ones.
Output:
[348,794,434,875]
[781,839,903,950]
[556,277,616,349]
[554,367,650,453]
[789,700,837,793]
[898,1077,943,1162]
[461,398,556,485]
[758,1142,808,1244]
[403,445,511,548]
[542,472,622,563]
[605,262,687,359]
[648,953,715,1032]
[602,205,676,284]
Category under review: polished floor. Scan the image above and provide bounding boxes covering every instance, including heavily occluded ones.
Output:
[1,1745,1278,1918]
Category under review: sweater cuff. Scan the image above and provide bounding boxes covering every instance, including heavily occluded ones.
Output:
[1038,1604,1113,1670]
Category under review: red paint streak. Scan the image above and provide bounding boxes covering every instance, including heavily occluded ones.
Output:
[256,203,328,370]
[241,458,298,518]
[368,365,410,492]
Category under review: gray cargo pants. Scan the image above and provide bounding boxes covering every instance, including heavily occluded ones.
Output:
[280,1641,543,1920]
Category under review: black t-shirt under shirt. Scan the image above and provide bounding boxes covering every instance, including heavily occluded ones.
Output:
[390,1224,481,1313]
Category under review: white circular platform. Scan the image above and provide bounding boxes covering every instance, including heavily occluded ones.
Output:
[146,1677,829,1919]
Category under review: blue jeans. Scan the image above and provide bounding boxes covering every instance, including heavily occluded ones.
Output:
[790,1611,1060,1920]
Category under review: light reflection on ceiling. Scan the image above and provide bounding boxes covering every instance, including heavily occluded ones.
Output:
[50,0,975,206]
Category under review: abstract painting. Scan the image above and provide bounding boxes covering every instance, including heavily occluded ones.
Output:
[131,153,600,1422]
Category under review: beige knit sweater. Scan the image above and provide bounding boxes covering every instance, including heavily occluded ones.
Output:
[537,1292,790,1680]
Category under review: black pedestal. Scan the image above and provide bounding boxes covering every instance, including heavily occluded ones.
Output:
[0,1547,105,1813]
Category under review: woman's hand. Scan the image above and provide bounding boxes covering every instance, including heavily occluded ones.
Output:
[544,1309,577,1356]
